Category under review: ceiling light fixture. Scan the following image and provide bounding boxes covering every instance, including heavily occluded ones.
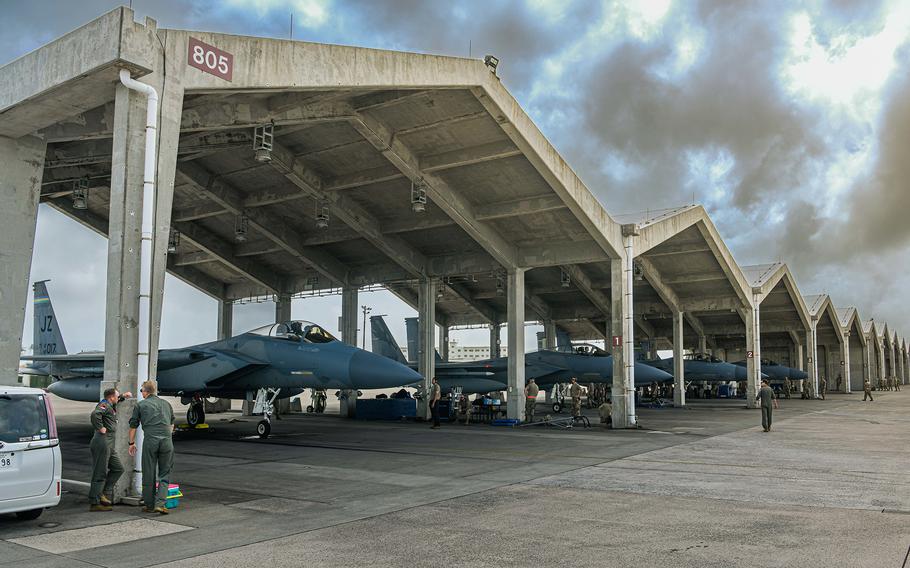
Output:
[72,178,89,210]
[253,123,274,163]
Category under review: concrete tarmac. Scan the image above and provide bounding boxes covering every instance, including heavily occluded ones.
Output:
[2,392,908,567]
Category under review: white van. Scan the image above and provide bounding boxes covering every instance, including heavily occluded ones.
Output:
[0,386,61,520]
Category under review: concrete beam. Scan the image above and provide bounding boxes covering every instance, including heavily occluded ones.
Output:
[518,240,607,268]
[475,194,567,222]
[445,281,498,324]
[180,98,354,132]
[173,221,283,293]
[420,139,522,173]
[267,139,428,277]
[172,251,216,266]
[348,110,518,269]
[175,161,349,285]
[560,264,611,317]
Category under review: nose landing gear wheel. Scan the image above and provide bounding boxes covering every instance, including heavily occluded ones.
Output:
[552,402,562,413]
[187,404,205,426]
[256,420,271,439]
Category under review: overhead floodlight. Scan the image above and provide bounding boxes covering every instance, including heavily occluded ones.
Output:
[411,179,428,213]
[167,229,180,253]
[560,269,571,288]
[253,123,274,162]
[315,199,330,229]
[633,262,644,281]
[72,178,89,210]
[304,276,318,291]
[496,276,504,296]
[484,54,500,74]
[234,214,249,242]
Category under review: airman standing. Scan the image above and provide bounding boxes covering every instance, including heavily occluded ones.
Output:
[836,374,843,393]
[783,377,792,399]
[756,380,775,432]
[819,377,827,400]
[524,379,539,423]
[128,381,175,514]
[428,377,442,429]
[88,388,131,511]
[569,378,583,418]
[863,379,873,401]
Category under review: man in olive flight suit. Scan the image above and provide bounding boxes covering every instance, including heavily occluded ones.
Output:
[524,379,539,423]
[569,377,583,418]
[88,388,132,511]
[756,380,775,432]
[129,380,175,514]
[863,379,874,401]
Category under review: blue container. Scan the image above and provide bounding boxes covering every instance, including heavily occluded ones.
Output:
[492,418,520,426]
[356,398,417,420]
[717,384,733,398]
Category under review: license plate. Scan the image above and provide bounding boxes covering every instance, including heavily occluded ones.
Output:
[0,453,11,469]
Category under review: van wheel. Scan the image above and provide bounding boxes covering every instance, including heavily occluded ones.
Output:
[16,509,43,520]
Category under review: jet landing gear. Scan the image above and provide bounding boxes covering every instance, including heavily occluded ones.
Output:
[251,387,281,439]
[306,388,327,413]
[184,394,206,426]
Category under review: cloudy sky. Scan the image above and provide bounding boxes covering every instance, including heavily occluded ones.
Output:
[5,0,910,355]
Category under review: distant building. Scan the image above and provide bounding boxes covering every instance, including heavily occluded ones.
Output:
[400,340,508,362]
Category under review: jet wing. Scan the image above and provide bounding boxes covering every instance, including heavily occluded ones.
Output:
[202,349,271,389]
[20,353,104,362]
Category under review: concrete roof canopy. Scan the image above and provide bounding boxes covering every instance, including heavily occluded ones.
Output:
[804,294,844,346]
[836,306,867,347]
[8,7,640,318]
[744,262,811,344]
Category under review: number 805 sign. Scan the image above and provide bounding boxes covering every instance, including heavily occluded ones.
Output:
[188,37,233,81]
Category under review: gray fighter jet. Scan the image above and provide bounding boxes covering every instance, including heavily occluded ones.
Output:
[370,316,673,396]
[21,282,422,438]
[732,359,808,381]
[642,353,766,382]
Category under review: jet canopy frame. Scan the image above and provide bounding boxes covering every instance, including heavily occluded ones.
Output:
[247,320,337,344]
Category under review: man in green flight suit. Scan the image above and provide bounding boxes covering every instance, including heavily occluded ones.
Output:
[128,380,175,514]
[756,380,775,432]
[88,387,132,511]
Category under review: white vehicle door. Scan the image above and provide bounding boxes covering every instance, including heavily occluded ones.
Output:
[0,393,56,499]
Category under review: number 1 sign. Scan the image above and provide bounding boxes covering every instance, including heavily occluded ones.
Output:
[188,37,233,81]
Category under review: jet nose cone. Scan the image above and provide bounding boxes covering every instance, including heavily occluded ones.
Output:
[635,362,672,382]
[349,351,422,388]
[792,369,809,380]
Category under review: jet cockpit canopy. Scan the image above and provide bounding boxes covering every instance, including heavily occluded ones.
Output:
[684,352,724,363]
[563,343,610,357]
[247,320,337,344]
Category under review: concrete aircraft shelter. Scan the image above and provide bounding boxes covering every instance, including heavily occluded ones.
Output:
[881,324,894,383]
[836,306,867,393]
[803,294,844,395]
[2,6,716,427]
[863,320,884,387]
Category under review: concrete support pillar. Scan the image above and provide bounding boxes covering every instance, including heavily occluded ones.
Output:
[147,70,184,380]
[489,320,501,359]
[340,287,358,345]
[796,343,804,371]
[808,325,819,397]
[417,279,436,420]
[217,301,233,340]
[698,335,707,355]
[506,269,526,420]
[339,287,359,418]
[744,306,761,409]
[103,85,148,399]
[904,350,909,384]
[0,135,46,384]
[841,334,851,393]
[544,320,557,350]
[610,256,636,428]
[879,340,886,388]
[439,326,449,361]
[672,311,685,407]
[275,294,292,323]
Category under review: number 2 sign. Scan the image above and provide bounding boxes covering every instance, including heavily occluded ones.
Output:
[188,37,233,81]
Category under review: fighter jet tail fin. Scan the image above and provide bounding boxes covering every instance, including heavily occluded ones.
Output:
[556,328,572,352]
[404,316,443,362]
[371,316,409,365]
[32,280,67,356]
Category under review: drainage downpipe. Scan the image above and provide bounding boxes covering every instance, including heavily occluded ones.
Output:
[623,234,636,427]
[119,69,158,497]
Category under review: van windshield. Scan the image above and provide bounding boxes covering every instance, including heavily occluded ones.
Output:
[0,394,50,444]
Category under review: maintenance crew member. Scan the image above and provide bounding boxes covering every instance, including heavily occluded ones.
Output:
[429,377,442,429]
[757,380,775,432]
[783,377,792,399]
[569,378,582,417]
[598,398,613,427]
[836,374,843,392]
[128,380,175,515]
[819,377,827,400]
[88,388,132,511]
[524,379,539,423]
[458,393,471,425]
[863,379,874,401]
